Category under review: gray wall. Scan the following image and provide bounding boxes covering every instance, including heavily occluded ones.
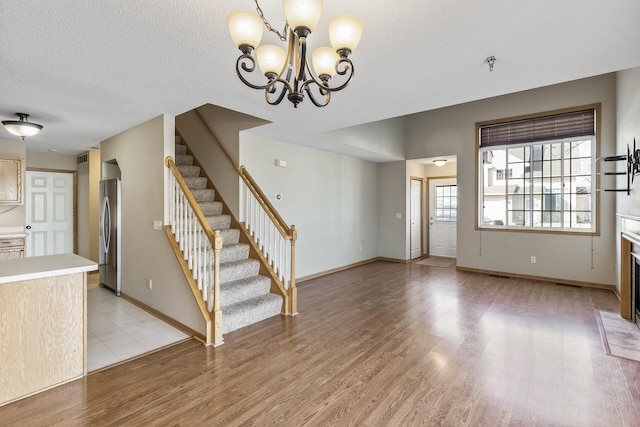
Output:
[404,73,618,286]
[239,133,379,277]
[616,67,640,216]
[615,66,640,292]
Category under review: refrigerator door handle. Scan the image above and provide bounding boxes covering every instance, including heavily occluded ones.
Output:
[101,196,111,254]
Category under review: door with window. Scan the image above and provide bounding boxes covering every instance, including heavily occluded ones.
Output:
[429,178,457,258]
[25,171,74,256]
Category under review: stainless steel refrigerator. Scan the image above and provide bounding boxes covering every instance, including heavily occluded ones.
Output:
[99,178,122,296]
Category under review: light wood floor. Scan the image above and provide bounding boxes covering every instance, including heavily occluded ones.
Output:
[2,261,638,425]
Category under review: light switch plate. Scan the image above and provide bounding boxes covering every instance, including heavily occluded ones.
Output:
[153,220,163,230]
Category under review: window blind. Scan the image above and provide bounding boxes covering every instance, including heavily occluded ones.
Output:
[479,108,595,148]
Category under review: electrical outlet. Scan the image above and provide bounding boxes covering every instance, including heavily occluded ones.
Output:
[531,256,536,264]
[148,278,153,290]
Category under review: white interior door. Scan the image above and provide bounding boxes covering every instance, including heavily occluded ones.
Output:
[26,171,74,257]
[429,178,457,258]
[410,178,422,259]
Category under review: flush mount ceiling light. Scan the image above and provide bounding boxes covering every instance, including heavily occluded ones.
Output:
[2,113,43,140]
[433,159,447,167]
[227,0,363,108]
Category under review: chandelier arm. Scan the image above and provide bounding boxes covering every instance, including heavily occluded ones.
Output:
[265,79,291,105]
[301,56,355,94]
[235,53,294,94]
[304,85,331,107]
[296,37,309,87]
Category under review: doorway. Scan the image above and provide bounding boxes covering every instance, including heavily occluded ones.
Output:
[25,170,76,256]
[428,177,457,258]
[410,177,423,259]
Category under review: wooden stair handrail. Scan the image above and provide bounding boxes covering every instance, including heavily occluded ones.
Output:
[194,109,296,241]
[166,156,219,247]
[165,156,223,346]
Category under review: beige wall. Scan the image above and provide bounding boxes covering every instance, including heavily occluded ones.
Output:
[88,150,100,261]
[100,114,204,334]
[77,158,89,258]
[404,73,617,286]
[26,151,77,171]
[0,140,26,229]
[175,104,268,218]
[77,150,100,262]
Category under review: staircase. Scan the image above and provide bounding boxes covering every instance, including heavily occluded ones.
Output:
[174,137,282,334]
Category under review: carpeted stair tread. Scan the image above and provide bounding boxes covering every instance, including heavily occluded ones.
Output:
[222,293,282,334]
[206,214,231,230]
[220,258,260,284]
[177,165,201,177]
[175,144,187,155]
[220,275,272,308]
[219,228,240,245]
[176,154,194,166]
[183,176,208,190]
[219,242,250,264]
[198,201,223,216]
[191,189,216,203]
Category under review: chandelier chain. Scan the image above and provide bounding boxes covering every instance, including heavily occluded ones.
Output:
[254,0,288,41]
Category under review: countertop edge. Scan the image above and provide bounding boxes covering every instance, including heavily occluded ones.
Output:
[0,254,98,284]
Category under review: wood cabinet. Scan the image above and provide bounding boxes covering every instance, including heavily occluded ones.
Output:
[0,158,24,205]
[0,237,25,260]
[0,254,97,406]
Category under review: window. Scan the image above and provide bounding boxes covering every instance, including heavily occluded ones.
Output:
[436,185,457,221]
[477,106,597,232]
[495,168,512,181]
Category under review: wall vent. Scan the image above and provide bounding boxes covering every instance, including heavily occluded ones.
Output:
[77,153,88,165]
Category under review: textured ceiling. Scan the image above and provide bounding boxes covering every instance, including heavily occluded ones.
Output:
[2,0,640,160]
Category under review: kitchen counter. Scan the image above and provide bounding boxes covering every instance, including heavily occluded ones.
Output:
[0,253,97,284]
[0,253,96,406]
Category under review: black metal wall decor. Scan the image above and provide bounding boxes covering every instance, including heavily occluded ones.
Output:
[603,138,639,195]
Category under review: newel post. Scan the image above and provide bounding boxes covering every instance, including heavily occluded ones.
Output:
[213,230,224,346]
[288,225,298,315]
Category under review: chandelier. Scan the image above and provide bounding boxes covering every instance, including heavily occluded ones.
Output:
[227,0,363,108]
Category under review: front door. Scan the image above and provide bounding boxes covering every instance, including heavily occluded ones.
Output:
[410,178,422,259]
[25,171,74,256]
[429,178,457,258]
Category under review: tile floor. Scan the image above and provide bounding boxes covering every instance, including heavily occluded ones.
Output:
[87,286,189,371]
